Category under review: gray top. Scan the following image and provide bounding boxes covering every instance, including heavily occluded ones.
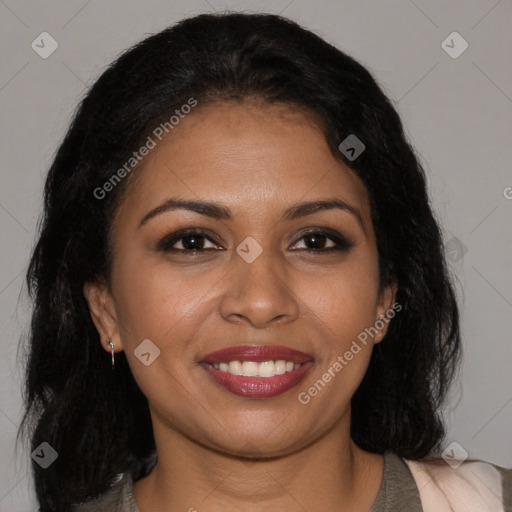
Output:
[71,450,511,511]
[368,451,423,511]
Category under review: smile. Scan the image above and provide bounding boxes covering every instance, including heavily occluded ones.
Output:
[200,344,314,399]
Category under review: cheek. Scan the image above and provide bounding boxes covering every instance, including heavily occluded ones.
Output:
[295,268,379,415]
[296,258,380,340]
[112,251,215,345]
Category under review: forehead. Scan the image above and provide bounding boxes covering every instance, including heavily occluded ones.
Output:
[114,101,372,229]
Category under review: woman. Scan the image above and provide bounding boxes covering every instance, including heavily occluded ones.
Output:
[19,11,511,512]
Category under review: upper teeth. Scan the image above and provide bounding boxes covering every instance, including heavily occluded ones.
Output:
[212,360,302,377]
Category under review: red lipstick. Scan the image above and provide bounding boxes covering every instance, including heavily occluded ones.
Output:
[200,345,314,399]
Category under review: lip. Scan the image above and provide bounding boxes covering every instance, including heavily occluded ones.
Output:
[201,361,314,398]
[201,344,314,364]
[199,344,314,399]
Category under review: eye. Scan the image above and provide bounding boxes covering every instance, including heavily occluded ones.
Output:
[157,228,222,252]
[157,227,354,255]
[290,229,354,252]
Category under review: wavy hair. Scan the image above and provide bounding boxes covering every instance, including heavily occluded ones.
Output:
[18,12,461,511]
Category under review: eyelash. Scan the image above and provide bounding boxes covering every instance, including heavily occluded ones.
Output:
[156,227,354,254]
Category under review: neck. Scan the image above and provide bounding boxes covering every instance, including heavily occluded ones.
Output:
[133,414,383,512]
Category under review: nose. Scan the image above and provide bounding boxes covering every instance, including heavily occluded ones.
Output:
[218,245,300,329]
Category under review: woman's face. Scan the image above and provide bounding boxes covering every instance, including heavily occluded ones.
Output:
[85,100,396,457]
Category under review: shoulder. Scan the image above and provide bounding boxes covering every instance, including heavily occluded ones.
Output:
[70,473,138,512]
[403,455,512,512]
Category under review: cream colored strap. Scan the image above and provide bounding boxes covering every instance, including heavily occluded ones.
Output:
[405,458,505,512]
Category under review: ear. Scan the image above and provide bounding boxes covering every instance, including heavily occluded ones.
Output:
[83,280,123,353]
[373,278,399,344]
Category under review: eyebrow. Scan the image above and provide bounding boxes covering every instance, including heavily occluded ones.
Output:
[138,197,365,231]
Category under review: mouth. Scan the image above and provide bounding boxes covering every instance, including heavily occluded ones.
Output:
[199,344,314,399]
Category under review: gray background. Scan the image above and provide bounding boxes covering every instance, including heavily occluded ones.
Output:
[1,0,511,510]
